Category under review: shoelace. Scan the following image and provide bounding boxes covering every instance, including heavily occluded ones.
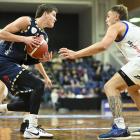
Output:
[37,125,46,133]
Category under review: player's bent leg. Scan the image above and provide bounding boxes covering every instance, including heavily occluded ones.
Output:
[104,73,128,96]
[98,73,131,139]
[14,70,54,138]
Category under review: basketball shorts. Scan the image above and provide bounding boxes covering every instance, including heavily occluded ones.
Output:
[0,61,32,95]
[119,57,140,86]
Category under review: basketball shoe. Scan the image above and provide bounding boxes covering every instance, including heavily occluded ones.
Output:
[24,126,40,139]
[24,125,53,139]
[37,125,53,138]
[20,120,29,133]
[98,124,131,139]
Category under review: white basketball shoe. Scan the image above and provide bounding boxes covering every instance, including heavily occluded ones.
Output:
[37,125,53,138]
[24,126,40,139]
[23,114,53,139]
[24,125,53,139]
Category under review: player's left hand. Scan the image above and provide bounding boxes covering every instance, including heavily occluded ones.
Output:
[44,77,52,89]
[59,48,76,59]
[39,51,52,62]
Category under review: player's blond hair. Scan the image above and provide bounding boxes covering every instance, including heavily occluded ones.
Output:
[110,4,128,21]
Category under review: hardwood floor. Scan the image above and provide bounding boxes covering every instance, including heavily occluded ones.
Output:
[0,110,140,140]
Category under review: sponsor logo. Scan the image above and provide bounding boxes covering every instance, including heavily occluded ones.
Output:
[28,131,39,136]
[31,27,37,34]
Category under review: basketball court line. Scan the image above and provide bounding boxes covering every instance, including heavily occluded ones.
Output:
[13,127,112,131]
[0,114,139,120]
[12,127,140,131]
[0,114,113,119]
[1,114,140,131]
[36,127,140,131]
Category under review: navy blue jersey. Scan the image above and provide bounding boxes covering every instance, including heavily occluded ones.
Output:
[0,17,48,65]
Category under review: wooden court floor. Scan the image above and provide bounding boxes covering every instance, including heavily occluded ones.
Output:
[1,110,140,140]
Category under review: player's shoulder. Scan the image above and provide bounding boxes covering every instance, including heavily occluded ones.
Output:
[108,21,125,33]
[110,21,123,28]
[14,16,32,28]
[16,16,31,22]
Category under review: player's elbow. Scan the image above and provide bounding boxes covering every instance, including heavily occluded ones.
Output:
[0,30,4,37]
[0,30,8,40]
[99,42,110,51]
[99,44,108,51]
[102,46,108,51]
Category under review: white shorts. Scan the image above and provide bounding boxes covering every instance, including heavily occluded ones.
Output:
[121,57,140,85]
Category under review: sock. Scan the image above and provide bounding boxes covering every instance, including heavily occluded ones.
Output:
[0,104,8,112]
[0,82,8,103]
[27,114,38,128]
[114,117,126,129]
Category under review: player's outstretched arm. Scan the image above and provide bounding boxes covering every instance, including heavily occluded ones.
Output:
[59,23,120,59]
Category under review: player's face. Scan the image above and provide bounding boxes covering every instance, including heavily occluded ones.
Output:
[45,10,57,28]
[106,11,119,26]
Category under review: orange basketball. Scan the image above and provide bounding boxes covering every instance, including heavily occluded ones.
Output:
[26,36,48,59]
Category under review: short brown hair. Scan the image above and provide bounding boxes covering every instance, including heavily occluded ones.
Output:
[35,4,58,18]
[110,4,128,21]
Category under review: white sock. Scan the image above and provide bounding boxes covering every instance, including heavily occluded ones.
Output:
[114,117,126,129]
[27,114,38,128]
[0,104,8,111]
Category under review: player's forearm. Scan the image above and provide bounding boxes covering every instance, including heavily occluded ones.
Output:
[0,30,26,43]
[75,42,106,59]
[35,63,49,79]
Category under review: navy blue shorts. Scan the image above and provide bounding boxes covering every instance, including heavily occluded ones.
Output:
[0,61,26,94]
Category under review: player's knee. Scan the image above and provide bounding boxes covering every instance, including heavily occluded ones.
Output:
[104,80,114,93]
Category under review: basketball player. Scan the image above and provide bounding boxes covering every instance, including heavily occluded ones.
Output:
[59,4,140,139]
[0,4,57,139]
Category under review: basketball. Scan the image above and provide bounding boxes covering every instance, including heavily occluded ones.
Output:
[26,36,48,59]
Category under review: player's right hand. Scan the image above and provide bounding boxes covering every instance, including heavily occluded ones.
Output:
[59,48,77,59]
[24,36,41,48]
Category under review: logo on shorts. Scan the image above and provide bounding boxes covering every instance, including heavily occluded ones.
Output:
[2,75,10,82]
[134,75,140,79]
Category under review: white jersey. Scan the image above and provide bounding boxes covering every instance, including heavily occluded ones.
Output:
[115,21,140,61]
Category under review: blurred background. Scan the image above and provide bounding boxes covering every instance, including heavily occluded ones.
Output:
[1,0,140,115]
